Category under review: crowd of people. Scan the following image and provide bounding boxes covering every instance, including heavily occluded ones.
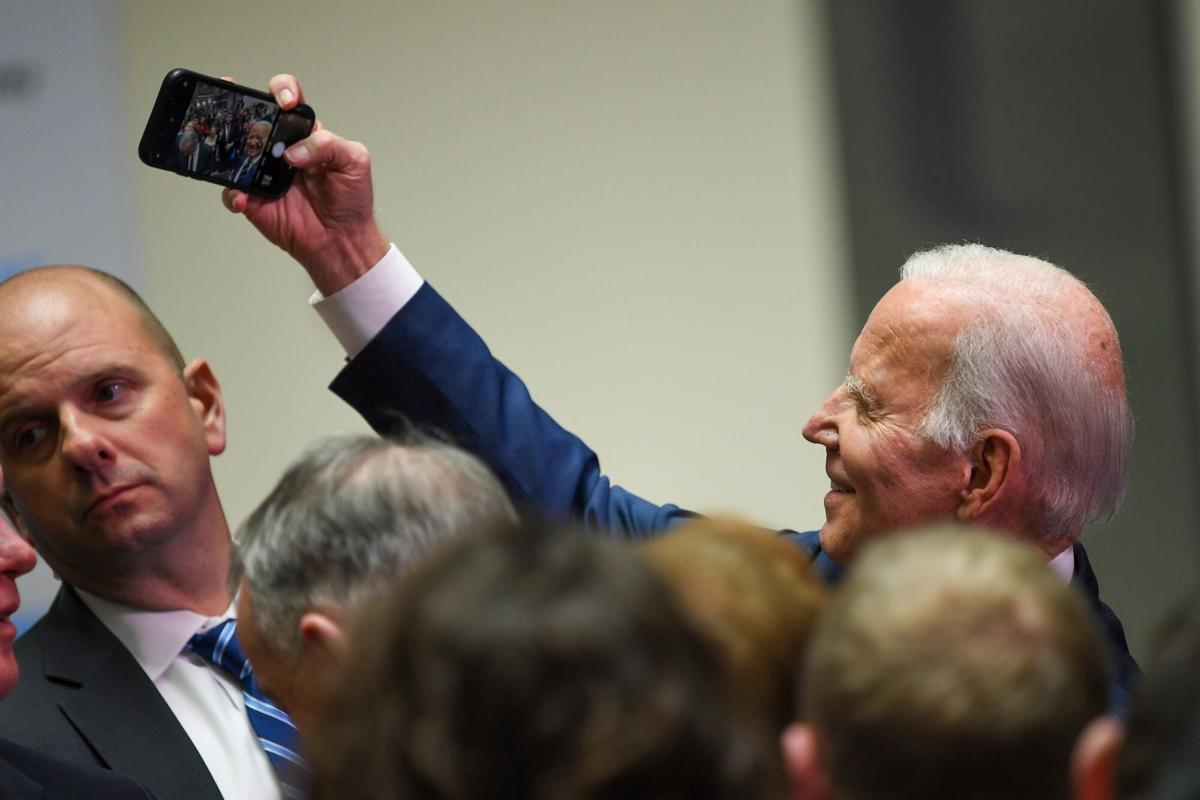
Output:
[170,93,277,185]
[0,71,1193,799]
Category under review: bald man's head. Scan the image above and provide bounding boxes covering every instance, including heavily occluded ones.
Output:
[0,266,185,373]
[0,263,229,608]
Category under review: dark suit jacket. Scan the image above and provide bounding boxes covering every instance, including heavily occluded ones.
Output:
[231,156,261,188]
[167,143,216,175]
[192,142,217,175]
[0,737,151,799]
[216,126,237,167]
[0,586,224,800]
[332,281,1140,716]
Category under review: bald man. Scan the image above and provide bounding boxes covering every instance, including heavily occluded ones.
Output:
[0,267,297,799]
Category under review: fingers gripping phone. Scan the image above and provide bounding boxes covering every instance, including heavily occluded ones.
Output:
[138,69,315,198]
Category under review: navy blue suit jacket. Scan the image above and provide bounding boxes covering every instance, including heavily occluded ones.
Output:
[332,282,1138,716]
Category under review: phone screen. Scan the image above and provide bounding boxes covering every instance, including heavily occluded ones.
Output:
[167,76,310,193]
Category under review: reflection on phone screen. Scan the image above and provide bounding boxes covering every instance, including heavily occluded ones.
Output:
[170,79,310,193]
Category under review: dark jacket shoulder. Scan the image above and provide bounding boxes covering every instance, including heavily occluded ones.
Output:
[0,736,151,799]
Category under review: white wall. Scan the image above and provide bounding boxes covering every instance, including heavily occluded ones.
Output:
[115,1,853,538]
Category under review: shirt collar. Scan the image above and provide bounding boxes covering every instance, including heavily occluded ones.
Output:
[74,588,236,682]
[1049,545,1075,582]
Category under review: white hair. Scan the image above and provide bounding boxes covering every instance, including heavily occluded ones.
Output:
[900,243,1132,547]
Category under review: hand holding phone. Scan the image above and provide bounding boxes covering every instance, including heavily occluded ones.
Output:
[139,69,315,198]
[223,73,389,297]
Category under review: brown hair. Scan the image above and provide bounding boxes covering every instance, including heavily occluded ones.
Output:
[308,519,778,800]
[639,517,824,732]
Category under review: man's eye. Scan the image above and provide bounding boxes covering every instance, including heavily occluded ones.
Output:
[13,426,46,450]
[95,382,127,403]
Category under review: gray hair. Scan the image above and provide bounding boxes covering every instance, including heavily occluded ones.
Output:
[235,432,517,663]
[900,243,1132,547]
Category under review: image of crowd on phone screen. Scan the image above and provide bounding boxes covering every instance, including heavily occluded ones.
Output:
[169,85,277,186]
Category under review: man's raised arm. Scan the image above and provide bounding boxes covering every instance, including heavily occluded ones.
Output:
[226,74,686,538]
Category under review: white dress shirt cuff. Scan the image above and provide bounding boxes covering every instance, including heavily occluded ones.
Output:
[309,243,425,358]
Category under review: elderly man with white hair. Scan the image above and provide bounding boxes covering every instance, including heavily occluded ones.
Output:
[225,73,1138,715]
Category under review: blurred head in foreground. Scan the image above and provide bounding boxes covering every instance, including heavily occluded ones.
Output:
[234,431,515,736]
[1117,592,1200,799]
[310,520,777,800]
[640,517,824,732]
[783,525,1120,800]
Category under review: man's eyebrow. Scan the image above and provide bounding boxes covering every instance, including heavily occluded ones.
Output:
[844,373,877,404]
[0,364,140,426]
[0,399,35,434]
[77,363,141,384]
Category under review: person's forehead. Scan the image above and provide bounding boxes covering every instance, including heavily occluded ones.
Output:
[851,282,968,384]
[0,275,154,375]
[0,271,134,326]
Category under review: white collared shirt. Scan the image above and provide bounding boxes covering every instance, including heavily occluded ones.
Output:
[1049,546,1075,582]
[74,589,282,800]
[310,244,423,357]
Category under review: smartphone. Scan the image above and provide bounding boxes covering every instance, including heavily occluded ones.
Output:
[138,68,315,198]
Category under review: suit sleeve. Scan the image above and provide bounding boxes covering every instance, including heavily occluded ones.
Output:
[330,282,689,539]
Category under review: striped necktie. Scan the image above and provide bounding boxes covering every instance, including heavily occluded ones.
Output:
[187,619,309,799]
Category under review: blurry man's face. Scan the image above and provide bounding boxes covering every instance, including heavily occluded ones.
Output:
[180,137,196,155]
[245,123,269,159]
[237,579,337,739]
[236,583,292,712]
[802,282,972,562]
[0,491,38,698]
[0,275,224,593]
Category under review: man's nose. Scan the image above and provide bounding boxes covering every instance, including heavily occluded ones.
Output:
[0,520,36,579]
[802,394,840,448]
[60,408,115,473]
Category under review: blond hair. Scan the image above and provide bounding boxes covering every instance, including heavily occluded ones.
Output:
[803,524,1109,800]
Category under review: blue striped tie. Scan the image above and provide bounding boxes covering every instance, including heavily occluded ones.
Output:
[187,619,309,799]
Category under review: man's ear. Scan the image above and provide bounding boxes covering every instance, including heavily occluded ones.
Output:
[780,723,832,800]
[183,358,226,456]
[298,611,349,662]
[956,428,1020,522]
[1071,716,1122,800]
